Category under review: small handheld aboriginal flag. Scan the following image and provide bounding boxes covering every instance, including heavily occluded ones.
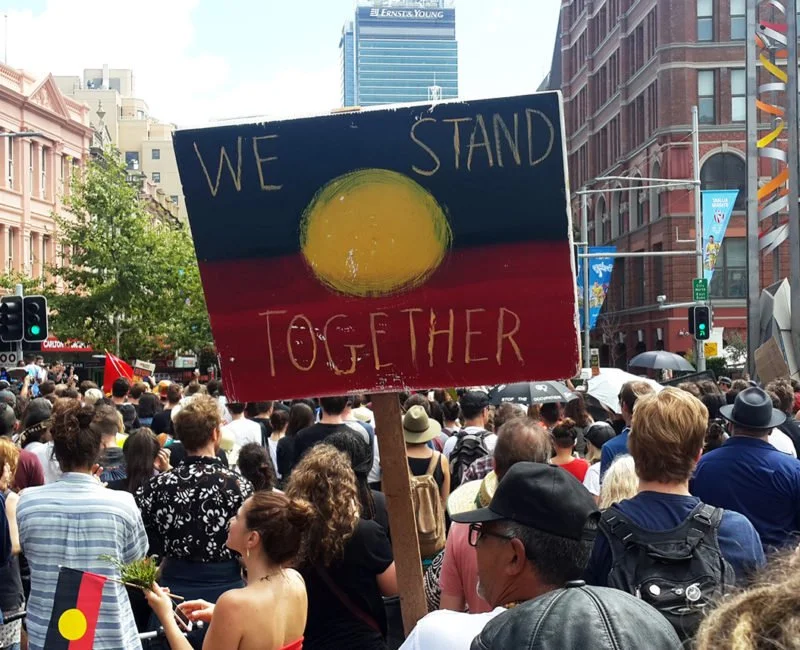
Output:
[44,567,106,649]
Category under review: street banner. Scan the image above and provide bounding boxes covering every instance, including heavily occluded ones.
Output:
[576,246,615,331]
[701,190,738,284]
[103,352,134,395]
[173,93,578,401]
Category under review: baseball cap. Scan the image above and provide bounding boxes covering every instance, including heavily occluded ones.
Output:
[584,421,616,449]
[472,581,682,650]
[451,462,599,541]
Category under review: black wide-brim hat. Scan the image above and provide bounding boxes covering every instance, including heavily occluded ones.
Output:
[719,387,786,430]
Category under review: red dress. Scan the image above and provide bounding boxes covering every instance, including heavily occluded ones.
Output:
[558,458,590,482]
[278,638,303,650]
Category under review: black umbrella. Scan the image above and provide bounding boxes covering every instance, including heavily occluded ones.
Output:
[488,381,575,406]
[629,350,695,372]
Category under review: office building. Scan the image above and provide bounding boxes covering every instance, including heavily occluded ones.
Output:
[54,65,184,219]
[547,0,786,367]
[340,0,458,107]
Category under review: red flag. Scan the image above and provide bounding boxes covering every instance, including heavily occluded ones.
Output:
[103,351,134,395]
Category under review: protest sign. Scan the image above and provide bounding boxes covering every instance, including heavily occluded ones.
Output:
[174,93,578,401]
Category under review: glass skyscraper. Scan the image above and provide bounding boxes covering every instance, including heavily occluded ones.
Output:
[339,0,458,107]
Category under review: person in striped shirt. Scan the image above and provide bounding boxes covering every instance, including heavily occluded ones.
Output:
[17,399,147,650]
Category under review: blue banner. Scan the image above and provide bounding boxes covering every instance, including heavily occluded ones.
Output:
[577,246,615,331]
[702,190,738,284]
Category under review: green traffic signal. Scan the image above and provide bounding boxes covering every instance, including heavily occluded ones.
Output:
[29,325,41,336]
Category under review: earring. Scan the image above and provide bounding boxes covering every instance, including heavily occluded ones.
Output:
[246,548,250,560]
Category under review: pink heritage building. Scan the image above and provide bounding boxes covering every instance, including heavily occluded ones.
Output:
[0,61,91,281]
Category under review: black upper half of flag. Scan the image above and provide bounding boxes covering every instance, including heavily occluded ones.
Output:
[174,92,570,264]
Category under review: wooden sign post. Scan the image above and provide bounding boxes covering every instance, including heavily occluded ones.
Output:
[174,91,578,634]
[372,392,426,634]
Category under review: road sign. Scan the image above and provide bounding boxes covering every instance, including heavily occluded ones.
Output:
[174,93,578,401]
[704,342,718,357]
[693,278,709,302]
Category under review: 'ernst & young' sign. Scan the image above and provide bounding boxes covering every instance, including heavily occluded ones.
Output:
[369,7,446,19]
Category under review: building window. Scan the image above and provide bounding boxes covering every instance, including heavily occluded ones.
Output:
[42,235,49,278]
[6,228,13,271]
[731,69,746,122]
[730,0,746,39]
[633,255,645,305]
[6,138,12,189]
[41,147,47,197]
[170,194,179,204]
[650,162,663,220]
[152,172,161,183]
[697,0,714,41]
[125,151,139,170]
[28,142,34,195]
[698,70,716,124]
[701,152,746,209]
[152,149,161,160]
[611,188,622,239]
[710,238,746,298]
[594,196,606,245]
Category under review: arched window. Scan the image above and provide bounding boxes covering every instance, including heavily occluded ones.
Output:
[631,174,646,228]
[611,187,621,239]
[594,195,606,245]
[650,161,663,220]
[700,152,746,210]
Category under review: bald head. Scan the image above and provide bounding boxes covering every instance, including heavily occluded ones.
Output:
[493,417,552,479]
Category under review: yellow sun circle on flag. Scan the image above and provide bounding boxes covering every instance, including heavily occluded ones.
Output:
[300,169,452,297]
[58,608,88,641]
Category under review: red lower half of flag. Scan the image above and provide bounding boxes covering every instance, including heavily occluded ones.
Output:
[44,567,107,650]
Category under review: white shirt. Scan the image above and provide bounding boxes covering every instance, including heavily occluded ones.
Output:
[222,418,263,448]
[769,428,797,457]
[443,427,497,461]
[583,462,601,496]
[28,440,62,484]
[268,437,281,479]
[399,607,505,650]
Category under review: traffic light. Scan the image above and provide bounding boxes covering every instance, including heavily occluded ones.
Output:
[693,305,711,341]
[0,296,23,342]
[23,295,48,342]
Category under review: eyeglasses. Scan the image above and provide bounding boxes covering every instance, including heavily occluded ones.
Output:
[468,523,514,548]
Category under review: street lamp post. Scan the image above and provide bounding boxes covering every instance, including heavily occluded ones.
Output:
[1,132,43,139]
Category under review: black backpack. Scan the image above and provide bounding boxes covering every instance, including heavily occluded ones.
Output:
[449,429,490,487]
[600,503,736,642]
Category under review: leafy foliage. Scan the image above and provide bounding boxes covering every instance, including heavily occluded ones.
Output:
[48,151,212,359]
[100,554,159,589]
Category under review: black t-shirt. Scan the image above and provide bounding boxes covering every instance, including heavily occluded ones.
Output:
[252,417,272,447]
[301,519,393,650]
[276,436,296,483]
[292,423,353,469]
[151,408,173,435]
[371,490,390,541]
[779,417,800,457]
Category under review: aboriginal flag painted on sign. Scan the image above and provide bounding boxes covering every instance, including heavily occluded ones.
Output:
[174,93,579,401]
[44,567,106,650]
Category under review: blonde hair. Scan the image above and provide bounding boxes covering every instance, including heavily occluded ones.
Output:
[0,437,19,488]
[286,444,359,568]
[630,388,708,483]
[599,455,638,509]
[83,388,104,406]
[696,551,800,650]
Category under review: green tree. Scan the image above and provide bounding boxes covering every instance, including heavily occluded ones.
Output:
[49,150,212,359]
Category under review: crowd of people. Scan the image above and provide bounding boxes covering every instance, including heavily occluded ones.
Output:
[0,368,800,649]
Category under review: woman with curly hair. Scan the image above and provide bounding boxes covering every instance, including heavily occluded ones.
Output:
[287,444,397,650]
[16,399,148,650]
[147,490,313,650]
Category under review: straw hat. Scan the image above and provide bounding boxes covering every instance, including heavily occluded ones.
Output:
[403,405,441,444]
[447,471,498,517]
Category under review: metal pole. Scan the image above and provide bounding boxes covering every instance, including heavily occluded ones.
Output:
[581,190,590,369]
[745,0,761,378]
[15,283,22,365]
[786,0,800,372]
[692,105,706,372]
[579,250,697,259]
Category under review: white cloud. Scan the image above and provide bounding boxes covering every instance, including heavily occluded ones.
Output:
[4,0,338,127]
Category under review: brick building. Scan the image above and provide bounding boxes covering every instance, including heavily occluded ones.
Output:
[549,0,790,367]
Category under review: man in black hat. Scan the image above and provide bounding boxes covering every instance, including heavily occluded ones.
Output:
[400,463,603,649]
[692,386,800,550]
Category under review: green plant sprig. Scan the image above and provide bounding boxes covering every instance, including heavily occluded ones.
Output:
[99,554,159,589]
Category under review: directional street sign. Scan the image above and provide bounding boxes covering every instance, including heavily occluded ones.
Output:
[693,278,709,302]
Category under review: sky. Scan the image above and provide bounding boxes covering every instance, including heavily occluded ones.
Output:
[1,0,561,127]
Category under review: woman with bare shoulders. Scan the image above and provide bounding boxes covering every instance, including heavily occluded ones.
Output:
[146,490,312,650]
